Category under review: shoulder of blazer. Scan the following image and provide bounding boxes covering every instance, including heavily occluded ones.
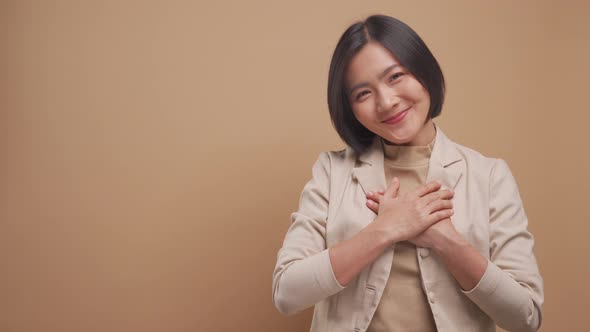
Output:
[324,146,356,171]
[444,135,502,181]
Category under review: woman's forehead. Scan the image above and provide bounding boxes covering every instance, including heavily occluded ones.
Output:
[346,43,402,87]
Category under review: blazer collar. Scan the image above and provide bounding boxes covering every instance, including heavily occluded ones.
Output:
[352,124,464,195]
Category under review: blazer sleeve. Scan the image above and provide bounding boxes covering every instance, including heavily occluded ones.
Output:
[462,158,544,332]
[272,152,346,316]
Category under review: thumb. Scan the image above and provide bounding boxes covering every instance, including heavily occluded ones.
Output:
[385,177,400,198]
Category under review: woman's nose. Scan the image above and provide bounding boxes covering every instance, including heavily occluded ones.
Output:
[376,89,400,112]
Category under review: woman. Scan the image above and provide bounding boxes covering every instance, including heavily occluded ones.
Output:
[272,14,543,332]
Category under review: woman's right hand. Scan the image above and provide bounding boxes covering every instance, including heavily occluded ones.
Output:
[367,177,454,245]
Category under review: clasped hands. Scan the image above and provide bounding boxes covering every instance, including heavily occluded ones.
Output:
[365,177,460,250]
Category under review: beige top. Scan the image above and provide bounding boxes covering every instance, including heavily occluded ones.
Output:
[367,136,437,332]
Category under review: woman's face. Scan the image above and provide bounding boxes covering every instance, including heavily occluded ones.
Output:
[345,41,435,146]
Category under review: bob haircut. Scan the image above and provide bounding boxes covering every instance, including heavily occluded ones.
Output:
[327,14,446,155]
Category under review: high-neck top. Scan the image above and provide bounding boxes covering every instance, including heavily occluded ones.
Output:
[381,136,435,167]
[367,135,438,332]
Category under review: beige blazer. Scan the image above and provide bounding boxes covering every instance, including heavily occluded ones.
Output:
[272,125,544,332]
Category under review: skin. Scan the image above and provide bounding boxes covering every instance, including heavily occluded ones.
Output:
[328,41,487,291]
[346,41,434,146]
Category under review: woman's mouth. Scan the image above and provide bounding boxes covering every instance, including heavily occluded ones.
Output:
[382,108,410,125]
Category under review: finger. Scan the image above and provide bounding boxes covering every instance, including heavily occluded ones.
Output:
[426,199,453,214]
[366,191,382,204]
[391,178,400,198]
[425,209,454,226]
[384,177,400,199]
[421,189,454,206]
[366,199,379,214]
[411,181,441,199]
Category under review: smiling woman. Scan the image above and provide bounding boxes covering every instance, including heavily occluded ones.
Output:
[345,41,434,146]
[272,14,543,332]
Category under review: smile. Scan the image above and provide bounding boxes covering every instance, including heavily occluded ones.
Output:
[382,107,410,125]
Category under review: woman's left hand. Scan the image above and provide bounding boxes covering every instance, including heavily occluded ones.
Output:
[366,190,460,250]
[367,189,488,293]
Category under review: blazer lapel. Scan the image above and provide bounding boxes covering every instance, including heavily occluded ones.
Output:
[427,125,464,190]
[351,136,387,196]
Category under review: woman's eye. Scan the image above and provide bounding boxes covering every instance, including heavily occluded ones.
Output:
[388,72,405,82]
[356,91,370,100]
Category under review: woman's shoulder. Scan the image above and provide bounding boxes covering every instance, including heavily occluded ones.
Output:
[320,146,355,165]
[452,140,495,164]
[308,146,357,181]
[446,136,510,181]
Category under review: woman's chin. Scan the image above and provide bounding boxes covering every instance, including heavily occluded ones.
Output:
[383,135,413,145]
[383,130,417,145]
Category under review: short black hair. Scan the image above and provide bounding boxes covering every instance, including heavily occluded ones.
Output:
[327,14,445,155]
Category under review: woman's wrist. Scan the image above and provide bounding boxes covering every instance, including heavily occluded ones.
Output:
[364,216,398,249]
[431,228,469,257]
[431,229,488,291]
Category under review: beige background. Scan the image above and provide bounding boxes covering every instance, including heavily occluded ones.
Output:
[1,0,589,331]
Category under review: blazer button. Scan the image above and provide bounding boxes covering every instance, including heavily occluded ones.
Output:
[428,291,435,304]
[420,248,430,258]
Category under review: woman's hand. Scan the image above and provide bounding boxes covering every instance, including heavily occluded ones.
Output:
[367,177,455,245]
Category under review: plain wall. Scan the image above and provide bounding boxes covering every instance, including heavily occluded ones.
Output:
[1,0,589,331]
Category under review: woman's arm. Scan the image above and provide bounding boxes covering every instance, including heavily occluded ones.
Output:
[272,152,454,315]
[423,221,489,291]
[364,198,490,292]
[458,159,544,332]
[331,178,453,286]
[367,159,544,331]
[272,152,341,316]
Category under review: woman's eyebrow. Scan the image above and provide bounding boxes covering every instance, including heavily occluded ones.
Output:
[348,63,400,95]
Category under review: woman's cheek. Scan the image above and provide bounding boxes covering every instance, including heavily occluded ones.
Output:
[352,106,367,123]
[357,104,375,121]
